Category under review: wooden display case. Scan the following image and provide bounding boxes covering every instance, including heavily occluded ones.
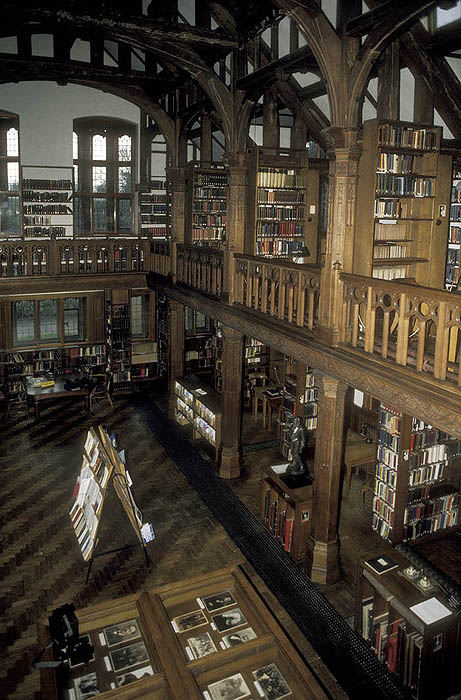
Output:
[38,566,329,699]
[174,374,222,461]
[354,119,451,286]
[355,554,460,700]
[260,463,312,563]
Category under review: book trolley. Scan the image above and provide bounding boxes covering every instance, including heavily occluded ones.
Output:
[174,375,222,461]
[38,566,329,699]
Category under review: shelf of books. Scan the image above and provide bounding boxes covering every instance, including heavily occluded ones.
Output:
[131,341,158,381]
[21,165,73,239]
[445,164,461,290]
[106,301,131,392]
[355,120,450,285]
[373,404,460,545]
[174,375,221,461]
[356,554,460,700]
[39,566,329,700]
[260,463,312,563]
[187,164,228,248]
[1,345,106,378]
[279,357,317,461]
[156,292,169,379]
[212,323,223,393]
[140,177,169,240]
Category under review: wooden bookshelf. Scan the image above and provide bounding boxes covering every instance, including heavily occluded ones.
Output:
[278,356,317,461]
[139,177,169,240]
[174,374,222,461]
[106,294,131,392]
[260,463,312,563]
[184,306,214,374]
[39,566,329,699]
[373,404,460,544]
[186,163,228,248]
[354,120,451,286]
[445,162,461,290]
[355,554,460,700]
[248,149,318,260]
[21,165,73,239]
[131,341,158,381]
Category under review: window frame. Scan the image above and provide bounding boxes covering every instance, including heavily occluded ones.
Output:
[11,295,88,349]
[0,111,20,238]
[73,117,136,236]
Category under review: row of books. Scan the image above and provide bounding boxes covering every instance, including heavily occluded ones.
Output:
[192,214,226,227]
[376,463,397,488]
[195,402,216,428]
[193,173,227,186]
[376,153,418,174]
[257,189,304,204]
[257,205,304,220]
[372,513,392,539]
[256,222,304,236]
[194,416,216,445]
[408,442,448,466]
[374,199,402,218]
[262,488,294,552]
[193,186,226,199]
[143,226,168,237]
[22,178,73,190]
[374,479,396,507]
[375,174,434,197]
[377,124,438,150]
[23,204,72,216]
[257,169,306,189]
[193,200,227,212]
[192,228,225,240]
[372,496,394,525]
[408,462,445,486]
[372,266,408,280]
[23,190,71,202]
[374,222,408,240]
[379,428,400,452]
[447,249,459,265]
[410,423,451,446]
[24,226,68,236]
[141,194,166,204]
[403,490,458,524]
[451,188,461,203]
[373,244,408,259]
[404,507,458,540]
[255,239,305,256]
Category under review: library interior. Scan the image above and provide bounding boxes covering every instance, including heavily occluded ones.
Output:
[1,2,461,699]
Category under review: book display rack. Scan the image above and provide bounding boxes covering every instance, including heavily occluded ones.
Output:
[372,404,460,544]
[106,300,131,392]
[355,555,460,700]
[21,165,73,239]
[139,178,169,239]
[131,341,158,381]
[260,464,312,563]
[186,164,228,247]
[38,567,329,699]
[355,120,451,285]
[174,374,222,461]
[445,164,461,290]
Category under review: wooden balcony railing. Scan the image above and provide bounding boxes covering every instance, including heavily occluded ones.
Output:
[150,240,170,277]
[176,244,223,297]
[341,273,461,386]
[234,255,321,331]
[0,239,149,278]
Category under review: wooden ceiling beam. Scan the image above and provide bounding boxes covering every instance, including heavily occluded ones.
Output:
[427,18,461,54]
[297,79,327,99]
[237,44,318,93]
[346,0,437,37]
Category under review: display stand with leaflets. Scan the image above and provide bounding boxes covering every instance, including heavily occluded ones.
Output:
[69,426,153,583]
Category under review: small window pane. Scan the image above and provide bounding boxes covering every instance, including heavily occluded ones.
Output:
[117,198,132,232]
[118,135,131,161]
[6,127,18,157]
[92,166,107,192]
[74,196,91,234]
[92,134,106,160]
[131,294,148,337]
[13,300,35,346]
[39,299,59,342]
[73,132,78,160]
[73,164,79,191]
[0,194,19,234]
[7,162,19,190]
[118,166,132,193]
[94,197,114,232]
[64,297,86,340]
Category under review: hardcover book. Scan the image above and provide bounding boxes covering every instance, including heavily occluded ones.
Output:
[365,555,399,575]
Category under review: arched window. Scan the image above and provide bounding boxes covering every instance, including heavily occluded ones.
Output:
[0,112,20,237]
[73,118,135,235]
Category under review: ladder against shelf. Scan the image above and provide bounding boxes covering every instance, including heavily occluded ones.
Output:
[354,119,451,287]
[21,165,74,239]
[186,163,228,248]
[248,149,318,261]
[373,403,460,545]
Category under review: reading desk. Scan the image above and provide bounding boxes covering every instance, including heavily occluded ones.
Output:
[26,376,90,420]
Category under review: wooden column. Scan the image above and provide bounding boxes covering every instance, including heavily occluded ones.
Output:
[317,128,360,345]
[222,152,247,304]
[305,374,347,585]
[219,326,244,479]
[377,41,400,121]
[413,72,434,125]
[168,300,184,415]
[167,166,185,283]
[201,113,213,166]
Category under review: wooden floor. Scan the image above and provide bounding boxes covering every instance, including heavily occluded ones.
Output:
[0,386,427,699]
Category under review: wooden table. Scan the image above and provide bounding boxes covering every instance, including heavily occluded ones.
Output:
[261,390,284,430]
[344,429,376,498]
[26,376,90,420]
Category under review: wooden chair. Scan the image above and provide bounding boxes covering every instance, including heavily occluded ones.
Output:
[246,371,268,418]
[89,371,113,412]
[2,378,30,423]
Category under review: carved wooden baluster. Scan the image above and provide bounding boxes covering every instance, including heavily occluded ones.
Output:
[433,301,449,380]
[296,271,305,327]
[278,270,286,320]
[415,314,427,372]
[270,274,277,317]
[395,292,410,366]
[381,308,390,359]
[364,285,376,353]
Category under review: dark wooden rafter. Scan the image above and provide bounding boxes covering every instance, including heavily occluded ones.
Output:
[237,44,319,94]
[298,79,328,100]
[427,18,461,54]
[347,0,438,37]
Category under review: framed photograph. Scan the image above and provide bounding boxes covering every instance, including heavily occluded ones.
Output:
[208,673,251,700]
[73,672,100,700]
[187,631,217,659]
[103,619,141,647]
[212,607,246,633]
[69,635,94,668]
[116,664,154,687]
[109,641,149,672]
[202,590,236,613]
[222,627,257,648]
[173,609,208,633]
[252,663,292,700]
